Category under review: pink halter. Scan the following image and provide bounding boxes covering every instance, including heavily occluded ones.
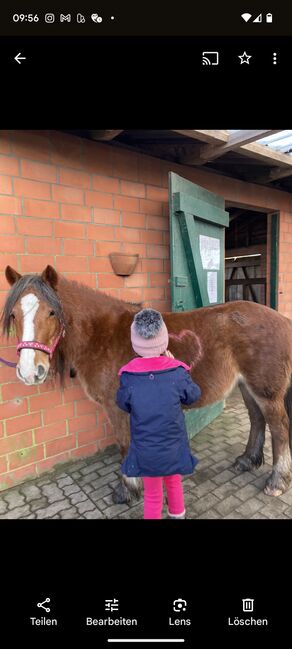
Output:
[16,324,65,360]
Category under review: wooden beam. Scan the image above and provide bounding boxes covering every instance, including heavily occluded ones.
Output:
[199,130,282,162]
[89,130,124,141]
[172,129,229,144]
[237,142,292,167]
[255,166,292,184]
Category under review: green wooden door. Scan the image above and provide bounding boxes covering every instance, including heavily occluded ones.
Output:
[169,172,229,438]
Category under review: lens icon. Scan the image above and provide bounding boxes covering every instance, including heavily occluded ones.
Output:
[45,13,55,23]
[91,13,102,23]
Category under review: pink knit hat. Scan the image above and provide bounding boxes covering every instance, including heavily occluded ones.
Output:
[131,309,169,357]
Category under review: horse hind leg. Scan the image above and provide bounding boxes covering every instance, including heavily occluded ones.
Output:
[234,381,266,472]
[259,396,292,496]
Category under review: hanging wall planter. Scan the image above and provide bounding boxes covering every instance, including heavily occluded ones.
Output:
[109,252,139,276]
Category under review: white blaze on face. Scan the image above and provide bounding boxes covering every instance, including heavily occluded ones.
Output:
[18,293,40,382]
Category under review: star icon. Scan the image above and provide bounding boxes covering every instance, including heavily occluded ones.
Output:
[238,51,252,64]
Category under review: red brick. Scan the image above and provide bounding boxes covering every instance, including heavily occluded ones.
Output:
[26,237,62,254]
[63,385,84,403]
[0,196,21,214]
[0,215,15,234]
[102,288,120,299]
[17,217,53,236]
[1,382,38,401]
[0,457,7,474]
[63,238,93,256]
[122,212,146,228]
[20,255,55,273]
[95,241,122,256]
[0,236,24,253]
[146,186,168,201]
[147,215,169,230]
[61,204,91,222]
[21,160,57,182]
[146,244,169,259]
[98,274,124,289]
[149,273,170,287]
[89,257,112,272]
[115,227,141,242]
[0,175,12,194]
[125,273,148,288]
[120,288,143,303]
[56,257,88,273]
[52,185,84,205]
[9,444,44,470]
[83,140,113,176]
[0,430,32,455]
[0,363,19,384]
[59,168,91,188]
[11,130,50,162]
[85,191,113,209]
[98,435,117,450]
[87,224,115,241]
[140,199,163,216]
[34,420,67,444]
[68,413,97,434]
[140,230,163,244]
[141,259,164,272]
[71,443,98,458]
[143,287,166,300]
[63,273,96,288]
[44,402,75,425]
[2,463,37,487]
[163,231,170,245]
[50,132,83,168]
[0,398,28,420]
[23,198,59,219]
[121,180,145,198]
[77,428,98,445]
[122,242,146,256]
[92,175,119,193]
[14,178,51,200]
[30,391,62,412]
[93,208,120,225]
[148,300,170,311]
[45,435,76,457]
[114,196,139,212]
[112,149,138,181]
[36,452,70,474]
[0,133,11,155]
[6,412,42,436]
[75,399,98,416]
[138,156,162,185]
[0,155,18,176]
[54,221,85,238]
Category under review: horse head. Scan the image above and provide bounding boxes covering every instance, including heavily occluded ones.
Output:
[2,265,65,385]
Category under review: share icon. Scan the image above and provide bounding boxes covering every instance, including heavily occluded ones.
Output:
[37,597,51,613]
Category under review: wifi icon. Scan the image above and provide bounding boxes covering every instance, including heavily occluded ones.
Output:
[241,13,252,22]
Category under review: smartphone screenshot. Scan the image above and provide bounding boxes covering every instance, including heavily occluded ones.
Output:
[0,1,291,643]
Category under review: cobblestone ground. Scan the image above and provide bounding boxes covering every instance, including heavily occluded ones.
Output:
[1,388,292,519]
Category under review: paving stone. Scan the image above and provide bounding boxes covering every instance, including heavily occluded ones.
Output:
[223,511,245,519]
[89,485,113,502]
[59,507,79,519]
[62,484,81,496]
[20,513,37,519]
[98,463,121,476]
[36,477,52,487]
[69,491,89,505]
[0,504,31,519]
[30,497,50,512]
[104,503,130,518]
[235,498,264,517]
[90,473,118,490]
[80,461,105,475]
[213,470,236,485]
[212,482,239,500]
[249,512,269,519]
[235,484,260,501]
[36,500,72,519]
[3,491,25,509]
[42,484,65,503]
[66,461,87,472]
[70,471,82,480]
[196,509,220,519]
[214,495,242,517]
[83,509,106,519]
[231,473,257,487]
[19,484,41,501]
[192,468,216,485]
[75,500,97,514]
[95,499,108,511]
[0,501,8,515]
[82,484,94,495]
[189,480,217,498]
[189,493,221,515]
[118,504,144,519]
[103,452,122,465]
[77,472,100,486]
[278,488,292,505]
[258,499,289,518]
[57,476,74,488]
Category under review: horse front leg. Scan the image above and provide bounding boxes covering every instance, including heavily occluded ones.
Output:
[104,400,143,504]
[261,400,292,496]
[234,381,266,472]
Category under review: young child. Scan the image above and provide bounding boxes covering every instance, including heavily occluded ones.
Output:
[116,308,201,519]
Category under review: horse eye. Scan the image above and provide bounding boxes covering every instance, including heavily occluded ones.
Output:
[49,310,55,317]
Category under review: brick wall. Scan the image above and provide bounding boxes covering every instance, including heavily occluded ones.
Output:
[1,129,292,491]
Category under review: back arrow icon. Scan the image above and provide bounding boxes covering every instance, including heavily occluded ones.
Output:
[14,53,26,64]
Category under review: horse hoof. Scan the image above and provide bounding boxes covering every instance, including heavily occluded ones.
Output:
[112,480,132,504]
[234,455,253,472]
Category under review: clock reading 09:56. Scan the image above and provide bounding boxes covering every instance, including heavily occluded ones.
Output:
[13,14,40,22]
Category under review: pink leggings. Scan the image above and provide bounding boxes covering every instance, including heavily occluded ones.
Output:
[142,474,185,519]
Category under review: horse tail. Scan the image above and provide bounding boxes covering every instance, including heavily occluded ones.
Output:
[284,382,292,452]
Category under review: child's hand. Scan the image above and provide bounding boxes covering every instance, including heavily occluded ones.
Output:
[165,349,175,359]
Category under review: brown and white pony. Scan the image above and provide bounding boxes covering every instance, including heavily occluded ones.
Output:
[2,264,292,501]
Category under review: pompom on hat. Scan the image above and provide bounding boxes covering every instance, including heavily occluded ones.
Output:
[131,309,169,357]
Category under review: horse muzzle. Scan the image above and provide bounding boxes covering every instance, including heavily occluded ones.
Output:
[17,362,49,385]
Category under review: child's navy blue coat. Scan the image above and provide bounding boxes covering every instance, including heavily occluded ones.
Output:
[116,357,201,477]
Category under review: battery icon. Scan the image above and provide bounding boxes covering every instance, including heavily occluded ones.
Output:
[266,13,273,23]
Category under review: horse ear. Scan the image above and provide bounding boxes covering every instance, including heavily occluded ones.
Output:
[5,266,22,286]
[41,265,58,290]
